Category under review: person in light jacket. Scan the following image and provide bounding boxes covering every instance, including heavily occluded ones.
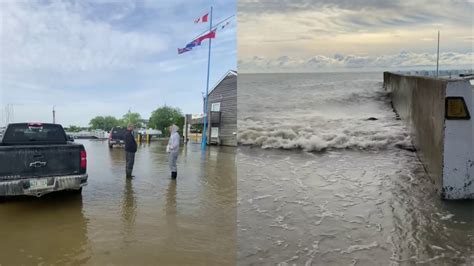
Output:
[166,124,180,179]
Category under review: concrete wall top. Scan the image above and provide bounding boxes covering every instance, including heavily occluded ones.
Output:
[390,69,473,80]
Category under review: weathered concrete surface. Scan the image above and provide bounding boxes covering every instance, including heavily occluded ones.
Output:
[383,72,473,199]
[384,72,446,196]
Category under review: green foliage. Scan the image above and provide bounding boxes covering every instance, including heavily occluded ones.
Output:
[149,106,184,136]
[66,125,82,132]
[121,112,143,128]
[190,123,203,133]
[89,116,120,131]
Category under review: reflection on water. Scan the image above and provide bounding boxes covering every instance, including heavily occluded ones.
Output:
[0,192,89,265]
[121,178,136,239]
[0,140,236,265]
[165,180,178,247]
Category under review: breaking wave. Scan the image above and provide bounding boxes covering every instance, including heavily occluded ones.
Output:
[238,74,412,152]
[237,117,411,152]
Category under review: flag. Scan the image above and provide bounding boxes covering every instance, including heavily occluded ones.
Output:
[195,30,216,45]
[178,47,191,54]
[220,21,230,30]
[177,30,216,55]
[178,40,199,54]
[194,13,209,23]
[185,40,200,49]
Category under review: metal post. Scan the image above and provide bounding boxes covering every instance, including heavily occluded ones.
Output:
[436,30,440,77]
[201,6,213,151]
[184,114,188,144]
[52,105,56,124]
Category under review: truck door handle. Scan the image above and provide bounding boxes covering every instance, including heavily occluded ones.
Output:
[29,161,47,168]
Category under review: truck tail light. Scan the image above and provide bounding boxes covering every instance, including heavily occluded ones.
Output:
[80,150,87,169]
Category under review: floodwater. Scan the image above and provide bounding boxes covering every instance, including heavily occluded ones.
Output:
[0,139,236,265]
[237,73,474,265]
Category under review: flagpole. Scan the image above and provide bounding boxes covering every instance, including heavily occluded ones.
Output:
[201,6,212,151]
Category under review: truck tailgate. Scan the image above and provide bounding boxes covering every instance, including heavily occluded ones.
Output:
[0,145,83,179]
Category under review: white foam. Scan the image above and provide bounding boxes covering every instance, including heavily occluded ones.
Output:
[341,241,379,254]
[431,245,445,251]
[439,213,455,220]
[238,77,412,152]
[238,117,411,152]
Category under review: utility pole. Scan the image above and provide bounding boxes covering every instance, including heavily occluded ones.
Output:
[436,30,440,77]
[52,105,56,124]
[4,104,14,125]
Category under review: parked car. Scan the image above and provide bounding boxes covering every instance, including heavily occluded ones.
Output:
[0,123,88,198]
[108,126,127,148]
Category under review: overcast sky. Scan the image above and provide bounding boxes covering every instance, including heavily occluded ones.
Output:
[0,0,236,127]
[238,0,473,72]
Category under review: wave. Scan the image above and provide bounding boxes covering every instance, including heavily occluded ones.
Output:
[237,117,411,152]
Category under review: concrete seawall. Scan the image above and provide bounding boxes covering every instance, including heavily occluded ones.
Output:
[384,72,473,199]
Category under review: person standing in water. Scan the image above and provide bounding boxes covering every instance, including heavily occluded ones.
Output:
[124,123,137,178]
[166,124,180,179]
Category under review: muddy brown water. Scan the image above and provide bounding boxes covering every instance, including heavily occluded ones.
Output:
[0,139,236,265]
[237,147,474,265]
[236,73,474,265]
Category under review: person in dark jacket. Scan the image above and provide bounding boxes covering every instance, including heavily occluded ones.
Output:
[124,123,137,178]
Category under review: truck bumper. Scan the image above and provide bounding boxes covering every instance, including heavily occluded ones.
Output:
[0,174,88,197]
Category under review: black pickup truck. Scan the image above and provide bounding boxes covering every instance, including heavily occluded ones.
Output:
[0,123,88,197]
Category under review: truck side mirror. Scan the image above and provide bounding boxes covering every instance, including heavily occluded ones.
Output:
[67,135,74,142]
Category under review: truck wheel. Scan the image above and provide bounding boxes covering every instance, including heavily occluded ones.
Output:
[109,144,113,149]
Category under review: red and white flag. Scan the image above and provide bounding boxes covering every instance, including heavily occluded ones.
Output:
[195,30,216,45]
[194,13,209,23]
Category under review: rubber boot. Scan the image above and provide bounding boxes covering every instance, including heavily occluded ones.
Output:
[171,171,177,179]
[126,170,132,178]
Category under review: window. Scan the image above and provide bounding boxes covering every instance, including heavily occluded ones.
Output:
[211,127,219,138]
[211,102,221,112]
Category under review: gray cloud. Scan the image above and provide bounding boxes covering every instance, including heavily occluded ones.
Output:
[239,0,472,14]
[239,0,400,13]
[239,51,474,72]
[0,1,167,74]
[239,0,473,31]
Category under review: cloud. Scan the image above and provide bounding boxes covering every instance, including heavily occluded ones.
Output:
[238,0,473,60]
[239,1,473,34]
[239,51,474,72]
[0,1,237,127]
[0,1,167,74]
[239,0,472,20]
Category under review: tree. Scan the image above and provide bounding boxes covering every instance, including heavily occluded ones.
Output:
[190,123,203,133]
[149,106,184,136]
[89,116,120,131]
[89,116,105,130]
[121,112,143,128]
[66,125,81,132]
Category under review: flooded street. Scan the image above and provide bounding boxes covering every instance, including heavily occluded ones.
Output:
[0,140,236,265]
[237,73,474,265]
